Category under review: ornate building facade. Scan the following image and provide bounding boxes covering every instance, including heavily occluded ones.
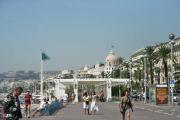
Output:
[131,37,180,85]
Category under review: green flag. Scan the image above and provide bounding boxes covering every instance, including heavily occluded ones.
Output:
[42,52,50,61]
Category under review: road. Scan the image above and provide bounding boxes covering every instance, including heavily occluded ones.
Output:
[29,102,180,120]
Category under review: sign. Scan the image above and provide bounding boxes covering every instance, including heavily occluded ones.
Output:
[144,79,147,86]
[156,85,168,105]
[170,80,175,88]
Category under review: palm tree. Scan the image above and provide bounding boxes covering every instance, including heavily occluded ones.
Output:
[154,45,170,84]
[145,46,155,85]
[122,61,130,70]
[133,58,144,90]
[133,67,143,89]
[154,67,161,84]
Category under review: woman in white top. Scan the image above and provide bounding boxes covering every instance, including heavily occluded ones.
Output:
[90,92,98,114]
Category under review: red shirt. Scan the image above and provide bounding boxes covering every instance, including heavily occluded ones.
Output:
[24,93,32,105]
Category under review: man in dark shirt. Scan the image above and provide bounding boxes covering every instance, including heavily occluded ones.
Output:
[3,87,23,120]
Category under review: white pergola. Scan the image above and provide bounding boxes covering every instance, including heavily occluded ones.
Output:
[48,78,129,102]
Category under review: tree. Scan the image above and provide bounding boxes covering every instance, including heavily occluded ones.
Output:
[120,70,130,78]
[145,46,155,85]
[175,79,180,92]
[133,57,144,90]
[118,57,124,65]
[133,67,143,89]
[113,69,120,78]
[101,71,105,78]
[154,67,161,84]
[154,45,170,84]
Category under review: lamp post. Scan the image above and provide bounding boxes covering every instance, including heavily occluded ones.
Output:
[144,54,147,103]
[169,33,175,105]
[129,58,133,96]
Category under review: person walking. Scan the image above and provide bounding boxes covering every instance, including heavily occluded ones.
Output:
[99,90,105,102]
[119,90,133,120]
[63,93,68,107]
[3,87,23,120]
[24,90,32,118]
[90,92,99,115]
[82,92,90,115]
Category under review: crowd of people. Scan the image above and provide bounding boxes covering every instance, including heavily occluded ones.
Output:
[2,87,57,119]
[2,86,133,120]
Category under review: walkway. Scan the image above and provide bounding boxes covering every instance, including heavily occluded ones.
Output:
[30,102,180,120]
[30,102,121,120]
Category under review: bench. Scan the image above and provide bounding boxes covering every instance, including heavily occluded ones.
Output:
[40,100,63,116]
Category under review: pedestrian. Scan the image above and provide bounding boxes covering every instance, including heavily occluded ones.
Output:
[99,90,105,102]
[82,92,90,115]
[3,87,23,120]
[24,90,32,118]
[119,90,133,120]
[63,93,68,107]
[71,93,76,104]
[90,92,99,115]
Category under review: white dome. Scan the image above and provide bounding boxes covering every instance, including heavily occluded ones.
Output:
[105,51,119,65]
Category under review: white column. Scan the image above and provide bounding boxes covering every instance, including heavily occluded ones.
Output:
[73,79,78,102]
[57,80,60,100]
[106,79,112,102]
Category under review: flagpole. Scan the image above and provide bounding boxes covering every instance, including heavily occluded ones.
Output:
[40,49,44,97]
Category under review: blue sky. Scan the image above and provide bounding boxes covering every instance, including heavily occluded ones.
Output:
[0,0,180,72]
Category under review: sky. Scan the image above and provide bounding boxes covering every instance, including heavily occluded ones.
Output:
[0,0,180,72]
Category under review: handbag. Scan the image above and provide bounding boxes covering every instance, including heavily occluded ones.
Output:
[94,105,99,112]
[120,106,125,113]
[119,98,125,113]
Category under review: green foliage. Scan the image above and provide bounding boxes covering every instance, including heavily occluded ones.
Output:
[113,69,120,78]
[132,81,140,90]
[154,45,171,84]
[112,85,127,96]
[120,70,130,78]
[175,80,180,92]
[145,46,155,85]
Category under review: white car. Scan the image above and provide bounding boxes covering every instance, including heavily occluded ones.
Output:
[173,93,180,102]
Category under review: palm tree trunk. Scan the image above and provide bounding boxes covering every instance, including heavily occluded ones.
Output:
[163,59,168,84]
[158,72,160,84]
[150,61,154,85]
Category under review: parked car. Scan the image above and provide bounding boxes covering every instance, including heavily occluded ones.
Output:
[173,93,180,102]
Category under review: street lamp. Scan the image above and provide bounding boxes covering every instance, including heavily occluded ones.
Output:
[129,58,133,96]
[143,54,147,103]
[169,33,175,105]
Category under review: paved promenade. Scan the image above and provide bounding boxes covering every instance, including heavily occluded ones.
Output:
[28,101,180,120]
